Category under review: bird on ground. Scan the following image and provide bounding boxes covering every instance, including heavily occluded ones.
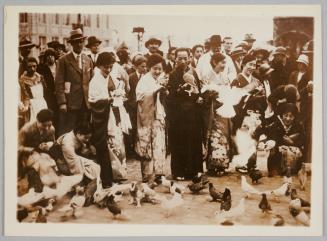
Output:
[290,189,311,207]
[220,188,232,211]
[70,186,86,208]
[241,176,261,198]
[129,181,144,207]
[35,207,47,223]
[192,172,208,184]
[161,189,184,217]
[258,193,272,214]
[298,163,307,190]
[169,181,186,194]
[106,194,122,219]
[268,183,290,202]
[208,183,223,202]
[45,198,56,212]
[271,214,285,226]
[283,166,293,185]
[188,181,208,194]
[17,207,28,222]
[215,198,246,225]
[248,168,263,184]
[289,198,310,226]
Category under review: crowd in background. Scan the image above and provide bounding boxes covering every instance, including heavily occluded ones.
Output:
[18,27,314,190]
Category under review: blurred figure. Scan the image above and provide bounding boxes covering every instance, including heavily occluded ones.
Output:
[55,28,93,136]
[197,35,237,84]
[222,36,233,55]
[144,37,164,58]
[243,33,256,51]
[19,38,36,77]
[230,46,246,74]
[190,44,204,68]
[270,47,290,91]
[117,48,133,74]
[47,40,67,59]
[19,57,48,122]
[86,36,102,67]
[165,47,177,74]
[37,48,59,131]
[126,55,147,157]
[204,38,211,53]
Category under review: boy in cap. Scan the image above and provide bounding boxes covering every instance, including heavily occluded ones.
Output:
[85,36,102,67]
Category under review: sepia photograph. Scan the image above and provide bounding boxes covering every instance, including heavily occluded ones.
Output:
[4,4,323,237]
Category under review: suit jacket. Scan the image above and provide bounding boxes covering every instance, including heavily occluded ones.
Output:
[55,52,93,110]
[87,54,98,68]
[165,61,174,74]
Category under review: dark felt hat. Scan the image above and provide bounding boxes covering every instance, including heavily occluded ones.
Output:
[86,36,102,48]
[243,33,256,42]
[67,28,87,43]
[19,38,35,49]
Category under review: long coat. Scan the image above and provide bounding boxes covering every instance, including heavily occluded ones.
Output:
[55,52,93,110]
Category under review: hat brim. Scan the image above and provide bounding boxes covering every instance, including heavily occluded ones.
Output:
[296,60,309,66]
[231,50,246,56]
[85,40,102,48]
[67,36,87,43]
[244,39,256,42]
[19,43,35,49]
[145,39,162,48]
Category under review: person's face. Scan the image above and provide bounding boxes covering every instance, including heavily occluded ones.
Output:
[136,62,147,74]
[282,111,295,127]
[71,39,85,54]
[37,120,52,132]
[150,63,163,79]
[175,51,189,71]
[255,53,264,62]
[297,62,307,72]
[90,43,100,54]
[274,54,286,64]
[211,44,221,54]
[99,63,114,78]
[168,50,176,62]
[21,48,32,58]
[235,54,245,63]
[247,41,254,49]
[243,60,256,76]
[213,59,226,73]
[223,39,233,53]
[76,133,92,144]
[26,61,37,76]
[194,47,204,59]
[148,43,159,54]
[46,55,55,65]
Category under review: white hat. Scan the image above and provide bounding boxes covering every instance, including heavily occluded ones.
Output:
[296,54,309,66]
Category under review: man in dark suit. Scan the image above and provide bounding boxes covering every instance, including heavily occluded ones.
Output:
[85,36,102,68]
[165,47,176,74]
[144,37,164,59]
[55,28,93,136]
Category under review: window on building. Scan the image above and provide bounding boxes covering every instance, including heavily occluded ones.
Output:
[96,14,100,28]
[83,14,91,27]
[106,16,109,28]
[19,13,28,23]
[55,14,59,24]
[66,14,70,25]
[42,14,46,23]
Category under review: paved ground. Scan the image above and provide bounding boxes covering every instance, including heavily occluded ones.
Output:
[20,157,311,226]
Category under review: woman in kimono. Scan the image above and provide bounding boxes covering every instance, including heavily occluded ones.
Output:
[19,57,48,122]
[200,53,233,176]
[135,54,168,182]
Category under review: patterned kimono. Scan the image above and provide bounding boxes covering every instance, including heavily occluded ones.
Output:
[201,69,232,174]
[135,72,166,181]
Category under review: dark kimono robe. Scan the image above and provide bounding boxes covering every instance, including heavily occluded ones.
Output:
[167,66,203,178]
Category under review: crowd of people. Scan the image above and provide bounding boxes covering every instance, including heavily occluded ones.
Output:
[18,28,313,191]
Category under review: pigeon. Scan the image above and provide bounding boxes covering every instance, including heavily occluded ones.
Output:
[215,198,246,225]
[271,214,285,226]
[289,198,310,226]
[25,166,44,193]
[187,181,208,194]
[161,189,184,217]
[129,181,144,207]
[192,172,208,184]
[258,193,272,214]
[290,189,311,207]
[169,181,186,194]
[220,188,232,211]
[17,207,28,222]
[248,168,263,184]
[106,194,121,219]
[58,204,74,220]
[35,207,47,223]
[140,183,162,204]
[269,183,290,202]
[45,198,56,212]
[208,183,223,202]
[298,163,307,190]
[70,186,86,208]
[241,176,260,198]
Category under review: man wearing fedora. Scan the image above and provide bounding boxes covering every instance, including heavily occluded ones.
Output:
[55,28,93,136]
[144,37,164,59]
[230,46,246,74]
[196,34,236,83]
[86,36,102,68]
[19,38,36,77]
[243,33,256,51]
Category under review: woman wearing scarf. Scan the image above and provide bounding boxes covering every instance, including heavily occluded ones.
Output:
[167,48,203,180]
[19,57,48,123]
[201,53,233,176]
[135,53,168,182]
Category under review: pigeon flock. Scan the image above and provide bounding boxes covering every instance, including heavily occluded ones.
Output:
[17,168,310,226]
